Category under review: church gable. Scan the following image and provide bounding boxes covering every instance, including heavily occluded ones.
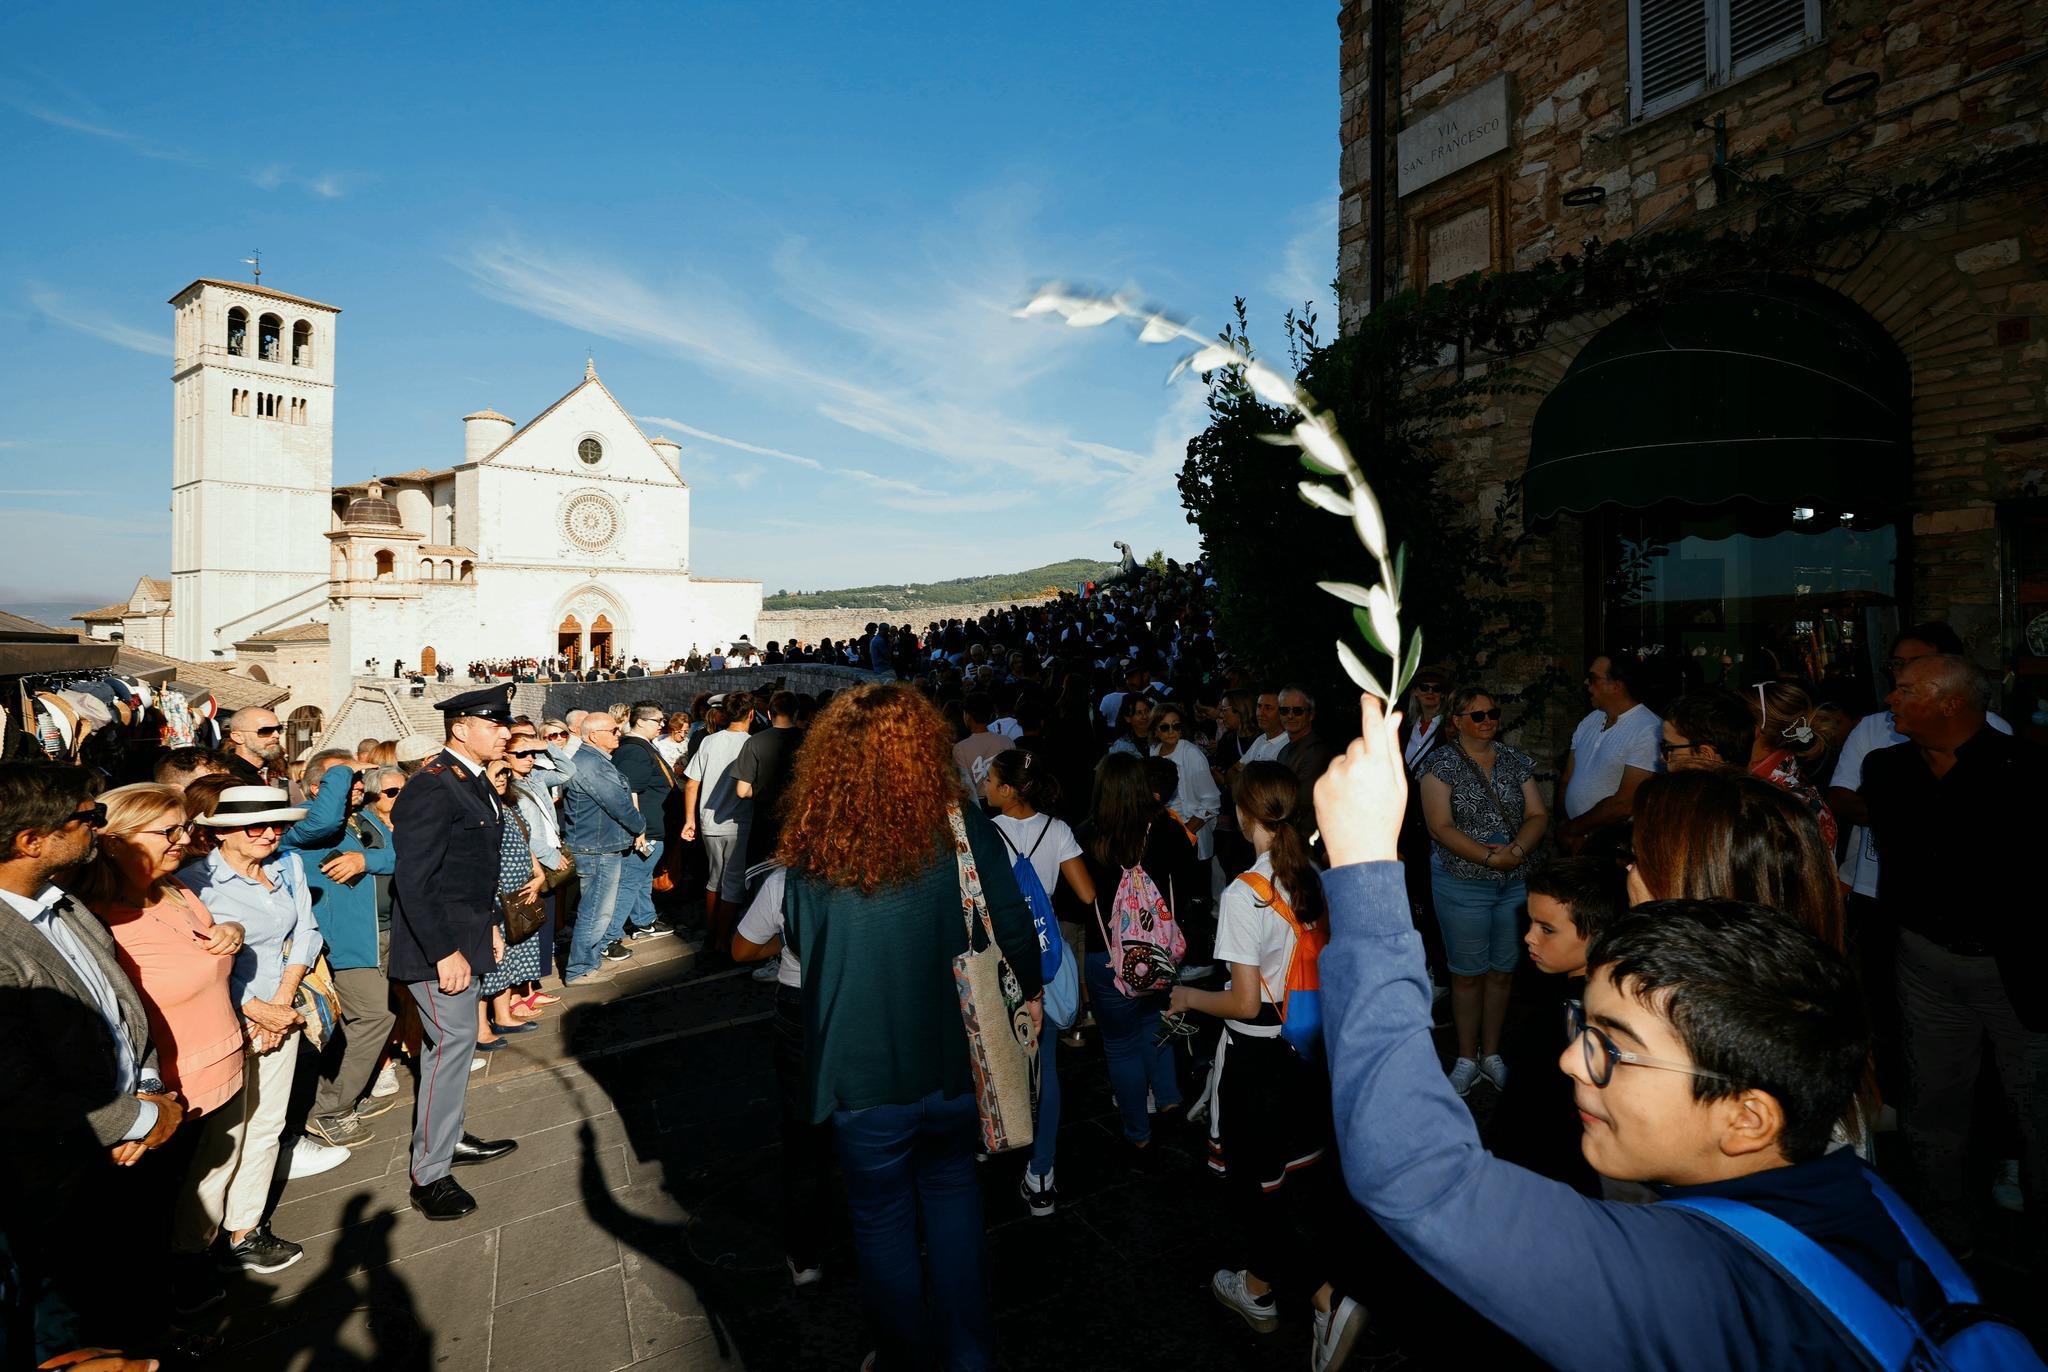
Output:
[478,370,680,488]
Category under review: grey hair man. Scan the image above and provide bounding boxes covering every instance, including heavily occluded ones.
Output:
[224,708,286,785]
[1863,652,2047,1252]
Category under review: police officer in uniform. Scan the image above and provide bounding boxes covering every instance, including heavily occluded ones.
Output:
[390,685,521,1219]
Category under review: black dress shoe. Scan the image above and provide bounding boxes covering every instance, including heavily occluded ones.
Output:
[451,1133,519,1166]
[409,1176,477,1220]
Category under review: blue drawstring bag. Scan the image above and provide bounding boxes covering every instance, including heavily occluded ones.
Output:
[997,819,1079,1029]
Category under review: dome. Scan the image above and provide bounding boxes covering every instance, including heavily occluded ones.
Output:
[343,495,402,527]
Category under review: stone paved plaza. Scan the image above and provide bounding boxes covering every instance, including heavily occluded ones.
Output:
[187,937,2041,1371]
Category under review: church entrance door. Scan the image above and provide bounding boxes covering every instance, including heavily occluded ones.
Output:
[558,614,582,669]
[589,614,614,669]
[418,646,437,674]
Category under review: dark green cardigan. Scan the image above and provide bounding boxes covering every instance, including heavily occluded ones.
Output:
[783,805,1043,1125]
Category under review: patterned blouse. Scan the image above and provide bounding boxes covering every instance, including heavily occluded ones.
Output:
[1751,751,1840,851]
[1423,741,1537,882]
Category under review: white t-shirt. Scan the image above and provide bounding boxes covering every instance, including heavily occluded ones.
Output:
[735,866,799,987]
[1240,730,1290,766]
[1213,851,1297,1033]
[989,811,1083,900]
[1831,708,2011,897]
[1563,703,1663,819]
[684,729,751,835]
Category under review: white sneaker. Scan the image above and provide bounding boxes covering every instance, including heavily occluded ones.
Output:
[751,961,780,983]
[470,1056,486,1074]
[1448,1058,1480,1098]
[786,1256,823,1287]
[1210,1268,1278,1334]
[1480,1054,1509,1091]
[1312,1295,1366,1372]
[1177,963,1215,983]
[284,1136,351,1180]
[370,1063,400,1098]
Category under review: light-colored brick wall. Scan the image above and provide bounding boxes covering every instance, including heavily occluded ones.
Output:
[1337,0,2048,677]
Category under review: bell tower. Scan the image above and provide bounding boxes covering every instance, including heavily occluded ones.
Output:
[169,277,340,660]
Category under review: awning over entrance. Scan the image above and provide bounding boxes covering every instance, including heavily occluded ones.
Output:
[1524,276,1911,520]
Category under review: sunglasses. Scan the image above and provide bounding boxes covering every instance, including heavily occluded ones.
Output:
[64,803,108,831]
[1277,705,1309,716]
[1463,708,1502,723]
[545,731,568,740]
[1414,681,1445,692]
[509,749,546,759]
[1154,721,1181,733]
[379,786,404,798]
[238,821,288,835]
[247,725,282,738]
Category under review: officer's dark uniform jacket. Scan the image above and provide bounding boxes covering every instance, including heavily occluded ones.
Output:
[388,748,503,983]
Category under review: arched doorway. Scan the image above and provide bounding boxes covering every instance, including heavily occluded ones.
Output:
[589,614,614,668]
[419,646,437,674]
[1525,275,1909,710]
[286,706,323,759]
[558,614,582,668]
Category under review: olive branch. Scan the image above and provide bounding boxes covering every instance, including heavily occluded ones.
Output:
[1018,285,1421,702]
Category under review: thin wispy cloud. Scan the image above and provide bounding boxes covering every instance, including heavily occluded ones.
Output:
[637,414,1024,512]
[1268,194,1340,314]
[27,285,164,356]
[4,79,355,196]
[0,77,194,163]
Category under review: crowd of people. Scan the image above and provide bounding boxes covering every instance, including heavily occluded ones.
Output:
[3,557,2044,1371]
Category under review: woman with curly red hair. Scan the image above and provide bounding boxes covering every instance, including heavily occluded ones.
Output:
[774,681,1042,1372]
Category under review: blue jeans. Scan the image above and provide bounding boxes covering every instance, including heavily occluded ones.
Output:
[566,849,626,980]
[621,838,665,933]
[832,1089,994,1372]
[1029,1023,1060,1179]
[1430,866,1527,975]
[1085,951,1180,1144]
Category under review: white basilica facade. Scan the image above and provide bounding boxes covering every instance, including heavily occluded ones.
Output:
[156,276,761,725]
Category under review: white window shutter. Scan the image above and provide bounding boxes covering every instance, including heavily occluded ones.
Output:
[1728,0,1820,77]
[1630,0,1712,118]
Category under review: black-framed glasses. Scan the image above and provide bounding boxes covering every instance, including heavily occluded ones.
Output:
[1565,1000,1734,1088]
[379,787,404,798]
[248,725,282,738]
[64,803,108,831]
[1463,708,1502,723]
[1414,680,1446,693]
[1154,721,1181,733]
[1659,740,1704,759]
[509,749,546,759]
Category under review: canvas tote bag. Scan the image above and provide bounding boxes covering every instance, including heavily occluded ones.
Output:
[946,804,1038,1152]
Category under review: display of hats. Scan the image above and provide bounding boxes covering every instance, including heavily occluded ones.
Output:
[60,688,115,730]
[394,733,441,764]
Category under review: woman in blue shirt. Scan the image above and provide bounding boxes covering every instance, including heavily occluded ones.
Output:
[178,785,322,1277]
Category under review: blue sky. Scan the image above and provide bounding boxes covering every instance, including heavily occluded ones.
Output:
[0,3,1338,608]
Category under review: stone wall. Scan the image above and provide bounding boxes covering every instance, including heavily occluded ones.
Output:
[757,597,1057,650]
[1336,0,2048,674]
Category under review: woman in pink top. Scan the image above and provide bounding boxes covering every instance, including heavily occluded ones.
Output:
[76,781,246,1322]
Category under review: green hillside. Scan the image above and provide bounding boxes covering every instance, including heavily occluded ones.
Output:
[762,558,1118,612]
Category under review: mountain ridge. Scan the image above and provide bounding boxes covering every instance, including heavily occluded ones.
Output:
[760,558,1118,613]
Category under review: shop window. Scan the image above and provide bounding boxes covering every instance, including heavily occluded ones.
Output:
[1594,503,1899,716]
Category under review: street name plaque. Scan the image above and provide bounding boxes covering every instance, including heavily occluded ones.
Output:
[1397,75,1512,197]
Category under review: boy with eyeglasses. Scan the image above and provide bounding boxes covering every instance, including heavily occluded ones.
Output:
[1312,698,2000,1371]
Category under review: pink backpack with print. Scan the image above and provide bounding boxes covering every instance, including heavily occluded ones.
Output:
[1093,830,1184,996]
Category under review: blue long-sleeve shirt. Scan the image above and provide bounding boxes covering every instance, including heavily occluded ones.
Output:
[178,848,323,1008]
[279,764,351,852]
[1319,860,1933,1372]
[294,813,394,972]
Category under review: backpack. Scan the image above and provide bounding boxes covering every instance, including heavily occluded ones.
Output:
[1663,1171,2045,1372]
[1235,871,1327,1062]
[996,817,1080,1029]
[1092,827,1184,997]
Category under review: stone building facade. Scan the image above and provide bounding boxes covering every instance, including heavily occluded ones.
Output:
[1336,0,2048,734]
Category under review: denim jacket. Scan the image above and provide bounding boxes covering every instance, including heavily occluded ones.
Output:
[563,746,644,854]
